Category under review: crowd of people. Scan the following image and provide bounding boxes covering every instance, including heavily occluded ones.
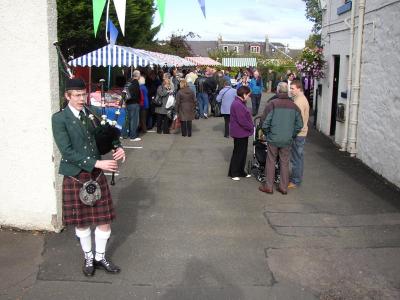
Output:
[51,68,309,277]
[118,65,283,140]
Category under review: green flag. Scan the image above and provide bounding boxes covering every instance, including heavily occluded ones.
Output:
[156,0,166,24]
[93,0,107,37]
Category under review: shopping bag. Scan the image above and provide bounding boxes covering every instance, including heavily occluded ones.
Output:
[165,95,175,110]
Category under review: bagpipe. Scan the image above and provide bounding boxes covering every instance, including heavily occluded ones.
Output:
[54,41,122,185]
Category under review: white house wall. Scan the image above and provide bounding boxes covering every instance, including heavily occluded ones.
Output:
[357,0,400,187]
[0,0,60,230]
[318,0,400,187]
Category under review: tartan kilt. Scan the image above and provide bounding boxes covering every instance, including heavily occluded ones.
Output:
[62,168,115,227]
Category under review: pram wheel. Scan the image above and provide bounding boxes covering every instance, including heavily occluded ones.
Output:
[257,173,266,183]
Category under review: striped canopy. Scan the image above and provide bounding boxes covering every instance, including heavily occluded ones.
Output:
[68,45,164,68]
[68,44,195,68]
[222,57,257,67]
[185,57,221,66]
[137,50,195,67]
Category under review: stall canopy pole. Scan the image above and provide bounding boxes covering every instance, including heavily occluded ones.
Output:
[108,65,112,89]
[88,67,92,105]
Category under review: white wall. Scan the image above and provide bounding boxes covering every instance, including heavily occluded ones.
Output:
[317,0,400,187]
[317,0,354,137]
[0,0,61,230]
[357,1,400,187]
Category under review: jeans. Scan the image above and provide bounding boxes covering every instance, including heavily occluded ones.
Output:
[251,94,262,116]
[290,136,306,185]
[197,92,209,117]
[125,103,140,139]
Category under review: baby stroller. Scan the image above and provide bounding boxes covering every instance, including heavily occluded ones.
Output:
[247,116,280,184]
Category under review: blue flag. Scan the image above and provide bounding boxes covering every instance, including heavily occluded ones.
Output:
[198,0,206,18]
[108,20,119,45]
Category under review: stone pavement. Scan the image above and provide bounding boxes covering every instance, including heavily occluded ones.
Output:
[1,93,400,300]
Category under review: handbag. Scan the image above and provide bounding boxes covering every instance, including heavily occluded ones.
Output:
[69,172,102,206]
[152,95,162,107]
[165,94,175,110]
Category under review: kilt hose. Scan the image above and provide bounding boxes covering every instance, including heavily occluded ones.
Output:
[62,168,115,227]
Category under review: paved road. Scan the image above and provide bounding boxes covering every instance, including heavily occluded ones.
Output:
[1,94,400,299]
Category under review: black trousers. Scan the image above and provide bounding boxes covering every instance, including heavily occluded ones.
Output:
[156,114,170,134]
[222,114,230,137]
[228,137,249,177]
[181,120,192,137]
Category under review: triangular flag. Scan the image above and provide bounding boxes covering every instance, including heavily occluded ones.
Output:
[93,0,107,37]
[112,0,126,36]
[198,0,206,18]
[108,20,119,45]
[156,0,166,24]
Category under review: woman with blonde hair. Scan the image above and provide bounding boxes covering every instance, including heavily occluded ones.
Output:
[175,79,196,137]
[155,78,174,134]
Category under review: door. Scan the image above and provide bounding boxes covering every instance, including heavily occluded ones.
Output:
[330,55,340,136]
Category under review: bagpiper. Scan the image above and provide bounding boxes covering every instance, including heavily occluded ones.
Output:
[52,78,125,276]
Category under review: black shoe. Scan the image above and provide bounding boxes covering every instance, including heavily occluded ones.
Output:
[82,257,95,277]
[277,187,288,195]
[94,258,121,273]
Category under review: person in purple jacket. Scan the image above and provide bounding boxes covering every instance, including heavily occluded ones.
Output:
[228,86,254,181]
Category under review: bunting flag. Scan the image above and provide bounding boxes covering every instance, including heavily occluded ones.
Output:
[93,0,107,37]
[156,0,166,24]
[108,20,119,45]
[113,0,126,36]
[198,0,206,18]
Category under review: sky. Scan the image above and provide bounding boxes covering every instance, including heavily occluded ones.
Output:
[153,0,314,49]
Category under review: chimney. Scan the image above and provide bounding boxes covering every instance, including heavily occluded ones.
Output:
[265,34,270,54]
[217,34,222,46]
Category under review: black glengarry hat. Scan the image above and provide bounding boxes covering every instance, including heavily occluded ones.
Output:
[65,78,86,91]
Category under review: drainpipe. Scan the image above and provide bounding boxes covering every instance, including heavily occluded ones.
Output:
[340,1,356,151]
[347,0,366,156]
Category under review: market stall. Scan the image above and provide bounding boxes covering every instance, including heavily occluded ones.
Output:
[185,56,221,66]
[68,45,195,128]
[222,57,257,67]
[137,49,196,67]
[68,44,163,68]
[68,44,162,128]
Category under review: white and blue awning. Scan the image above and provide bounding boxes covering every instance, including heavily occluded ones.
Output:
[68,44,163,68]
[222,57,257,67]
[68,44,195,68]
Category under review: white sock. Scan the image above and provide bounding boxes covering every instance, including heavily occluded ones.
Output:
[94,227,111,261]
[75,227,93,259]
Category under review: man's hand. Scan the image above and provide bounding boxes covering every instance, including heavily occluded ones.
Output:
[112,147,126,162]
[95,160,118,172]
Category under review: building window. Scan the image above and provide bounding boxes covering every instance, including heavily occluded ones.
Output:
[234,46,239,53]
[223,46,228,52]
[250,46,260,53]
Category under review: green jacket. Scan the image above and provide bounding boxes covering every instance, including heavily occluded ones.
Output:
[262,94,303,148]
[52,106,101,176]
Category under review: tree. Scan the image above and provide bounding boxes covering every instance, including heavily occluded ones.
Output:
[56,0,160,57]
[305,33,321,48]
[142,31,199,57]
[208,48,238,62]
[302,0,322,33]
